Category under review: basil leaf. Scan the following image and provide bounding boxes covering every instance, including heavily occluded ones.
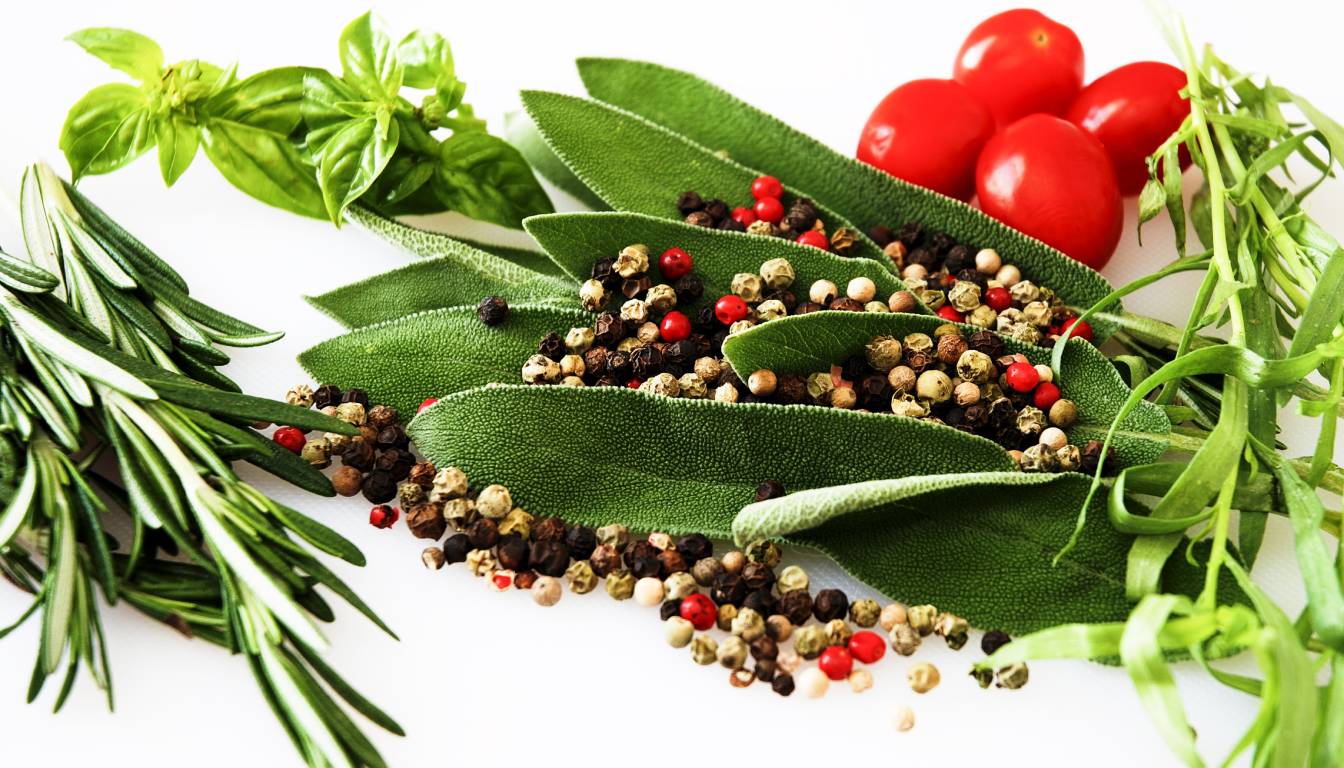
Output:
[66,28,163,82]
[155,114,199,186]
[59,83,154,181]
[366,155,434,207]
[200,118,326,219]
[431,131,553,229]
[337,12,402,100]
[397,31,453,89]
[301,71,362,157]
[207,66,312,136]
[314,116,399,223]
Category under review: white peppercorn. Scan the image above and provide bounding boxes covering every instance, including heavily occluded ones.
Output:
[755,299,788,322]
[693,357,722,384]
[777,565,809,593]
[663,572,697,600]
[797,667,830,698]
[996,263,1022,287]
[580,279,608,312]
[893,705,916,732]
[665,617,695,648]
[678,372,708,398]
[848,668,874,693]
[522,354,561,384]
[633,577,665,606]
[646,283,677,313]
[1034,363,1054,383]
[975,248,1002,274]
[565,326,595,353]
[476,484,512,519]
[430,467,468,503]
[890,623,921,656]
[1040,426,1068,451]
[620,299,650,323]
[717,636,749,669]
[713,382,740,403]
[443,498,477,530]
[641,372,681,398]
[879,603,908,632]
[908,662,941,693]
[636,321,660,344]
[847,276,877,303]
[614,244,649,277]
[466,548,497,577]
[809,279,838,305]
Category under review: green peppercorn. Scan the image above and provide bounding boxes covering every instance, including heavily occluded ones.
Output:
[934,612,970,650]
[916,369,953,403]
[889,623,921,656]
[745,540,781,568]
[956,350,994,384]
[665,617,695,648]
[664,572,697,600]
[299,438,331,469]
[717,636,749,669]
[755,299,788,322]
[1056,444,1082,472]
[806,372,835,402]
[996,662,1030,689]
[1009,280,1039,304]
[498,507,534,538]
[1016,406,1048,436]
[606,570,636,601]
[678,372,708,398]
[717,603,738,632]
[730,272,765,303]
[909,662,941,693]
[907,604,937,635]
[595,523,629,548]
[777,565,809,594]
[793,624,828,660]
[968,304,998,328]
[849,599,881,628]
[865,336,904,371]
[334,402,366,426]
[948,280,982,313]
[731,607,766,642]
[1021,300,1052,327]
[1019,444,1061,472]
[903,332,934,355]
[565,560,598,594]
[825,619,852,647]
[971,666,995,689]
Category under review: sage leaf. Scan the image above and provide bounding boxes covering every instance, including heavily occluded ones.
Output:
[432,131,554,229]
[337,12,402,100]
[207,67,312,136]
[576,58,1117,337]
[409,384,1013,538]
[155,114,199,186]
[721,312,1172,467]
[201,118,326,219]
[505,110,608,210]
[315,116,399,223]
[519,90,883,262]
[525,211,907,315]
[59,83,154,181]
[66,28,163,83]
[299,305,590,415]
[347,204,565,278]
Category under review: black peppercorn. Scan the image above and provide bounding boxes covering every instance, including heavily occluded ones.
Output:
[694,304,718,332]
[658,549,688,577]
[341,388,369,407]
[623,540,659,567]
[564,526,597,560]
[982,629,1012,655]
[771,673,795,697]
[630,345,664,378]
[742,562,775,591]
[717,217,746,233]
[867,225,895,247]
[929,231,955,254]
[373,448,414,480]
[514,570,538,590]
[605,350,631,378]
[711,572,747,606]
[665,340,696,366]
[676,534,713,562]
[659,599,683,621]
[531,540,571,577]
[376,425,409,449]
[673,274,703,305]
[676,190,704,215]
[829,297,865,312]
[590,544,622,577]
[956,268,989,290]
[538,332,565,361]
[443,534,471,564]
[631,555,662,579]
[341,439,375,471]
[312,384,342,409]
[702,198,729,223]
[793,301,824,315]
[775,375,806,405]
[477,295,510,326]
[859,374,892,409]
[743,588,778,617]
[496,533,530,571]
[581,348,608,382]
[754,660,778,683]
[531,517,567,543]
[466,518,499,550]
[944,244,974,273]
[360,470,397,504]
[897,221,924,248]
[685,211,714,228]
[778,590,813,625]
[750,636,779,661]
[1081,440,1115,476]
[841,355,869,383]
[591,257,621,289]
[594,312,626,347]
[754,480,786,503]
[622,275,652,299]
[784,198,817,232]
[766,289,797,312]
[812,589,849,622]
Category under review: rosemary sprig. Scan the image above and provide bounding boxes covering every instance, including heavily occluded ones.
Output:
[0,162,399,767]
[992,11,1344,766]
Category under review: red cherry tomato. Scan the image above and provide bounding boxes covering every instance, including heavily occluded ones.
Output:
[856,78,995,201]
[751,175,783,200]
[754,196,784,224]
[659,247,693,280]
[953,9,1084,127]
[1066,61,1191,195]
[795,230,829,250]
[976,114,1122,270]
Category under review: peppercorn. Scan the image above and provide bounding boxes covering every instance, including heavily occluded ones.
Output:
[664,616,695,649]
[794,624,828,660]
[493,534,529,571]
[634,576,665,606]
[360,470,397,504]
[934,612,970,650]
[777,590,812,626]
[465,518,499,550]
[908,662,941,694]
[824,619,853,647]
[530,540,570,577]
[531,517,567,542]
[981,630,1011,655]
[443,498,477,531]
[690,634,718,665]
[476,295,510,326]
[691,557,723,587]
[339,388,369,407]
[711,572,746,606]
[496,508,532,539]
[421,546,446,570]
[531,575,562,606]
[771,673,796,697]
[906,604,938,636]
[298,438,330,469]
[606,570,635,600]
[890,623,921,656]
[663,572,697,601]
[331,466,363,497]
[720,550,746,574]
[676,190,704,215]
[629,555,661,579]
[397,481,426,511]
[745,539,782,569]
[743,588,777,617]
[760,618,790,646]
[879,603,908,631]
[427,467,467,503]
[404,502,446,540]
[310,384,341,409]
[848,598,881,628]
[465,548,497,577]
[658,549,688,577]
[716,635,749,670]
[584,544,618,577]
[564,560,598,595]
[996,662,1030,689]
[717,603,738,632]
[488,570,516,592]
[812,589,849,623]
[442,534,471,564]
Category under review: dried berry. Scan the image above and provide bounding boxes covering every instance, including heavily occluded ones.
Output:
[981,629,1012,655]
[778,590,813,625]
[496,534,530,571]
[813,589,849,623]
[340,388,369,407]
[691,557,723,586]
[565,560,599,594]
[477,295,510,325]
[658,549,688,576]
[771,674,795,697]
[741,561,775,591]
[674,533,712,562]
[406,503,447,540]
[606,570,636,600]
[659,599,683,621]
[742,588,778,618]
[443,534,471,564]
[466,518,500,550]
[331,466,363,497]
[312,384,342,409]
[531,540,570,577]
[589,543,622,577]
[531,517,567,542]
[361,470,397,504]
[711,572,747,606]
[341,439,375,471]
[532,576,562,606]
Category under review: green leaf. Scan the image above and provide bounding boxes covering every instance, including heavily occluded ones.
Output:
[409,384,1013,538]
[155,114,199,186]
[200,118,326,219]
[574,58,1117,332]
[504,110,607,210]
[1120,595,1202,765]
[526,211,907,316]
[432,131,553,229]
[207,67,313,136]
[301,71,363,156]
[520,90,882,262]
[348,204,564,277]
[721,311,1171,467]
[59,83,154,181]
[66,28,163,82]
[338,12,401,100]
[299,305,588,415]
[314,116,399,223]
[397,30,453,89]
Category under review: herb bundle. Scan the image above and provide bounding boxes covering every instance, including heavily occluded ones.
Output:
[59,13,552,227]
[0,163,399,767]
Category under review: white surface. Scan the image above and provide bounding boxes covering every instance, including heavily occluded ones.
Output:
[0,1,1339,765]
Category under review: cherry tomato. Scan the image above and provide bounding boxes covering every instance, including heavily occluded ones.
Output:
[976,114,1122,270]
[953,9,1084,127]
[1066,61,1191,195]
[856,78,994,201]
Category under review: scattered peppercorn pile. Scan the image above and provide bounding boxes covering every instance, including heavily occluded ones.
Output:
[678,175,1094,347]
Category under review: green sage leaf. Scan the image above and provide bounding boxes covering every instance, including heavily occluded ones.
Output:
[59,83,154,181]
[66,28,163,82]
[519,90,882,262]
[432,131,553,229]
[348,204,564,277]
[504,110,607,210]
[314,116,399,223]
[338,12,401,100]
[155,114,200,186]
[200,118,326,219]
[575,58,1116,331]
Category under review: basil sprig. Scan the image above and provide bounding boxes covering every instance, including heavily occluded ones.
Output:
[59,14,552,228]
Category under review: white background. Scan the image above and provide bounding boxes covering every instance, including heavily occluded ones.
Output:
[1,1,1340,765]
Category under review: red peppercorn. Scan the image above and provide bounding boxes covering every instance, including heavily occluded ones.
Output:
[368,505,399,529]
[679,593,717,631]
[660,311,692,343]
[659,247,693,280]
[818,645,854,681]
[754,196,784,224]
[984,285,1012,311]
[731,206,757,226]
[751,175,783,200]
[492,572,515,590]
[936,305,965,322]
[847,630,886,664]
[1061,317,1094,342]
[795,230,829,250]
[417,397,439,415]
[1034,381,1062,411]
[626,378,642,389]
[714,294,750,325]
[1006,361,1040,392]
[272,426,305,454]
[941,273,957,288]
